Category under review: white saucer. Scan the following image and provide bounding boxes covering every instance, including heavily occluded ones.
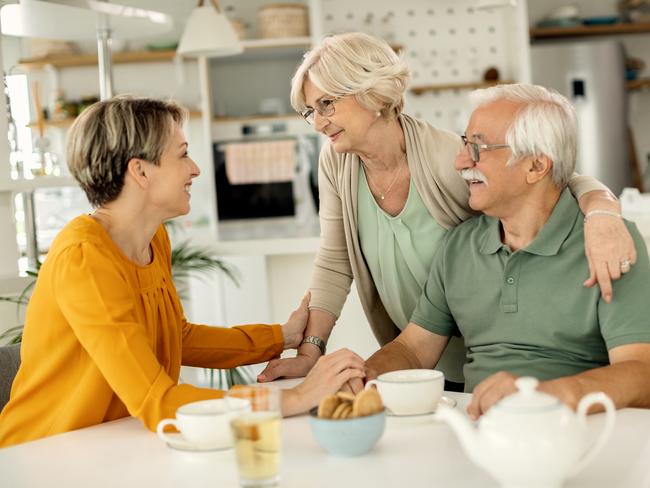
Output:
[385,396,458,418]
[164,433,232,452]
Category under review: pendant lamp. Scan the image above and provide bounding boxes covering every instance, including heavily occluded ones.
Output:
[177,0,243,58]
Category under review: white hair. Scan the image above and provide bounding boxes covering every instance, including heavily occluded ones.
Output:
[290,32,410,118]
[469,83,577,188]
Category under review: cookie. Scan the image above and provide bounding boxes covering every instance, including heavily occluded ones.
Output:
[340,404,353,419]
[352,388,383,417]
[332,402,352,419]
[336,391,356,403]
[317,395,341,419]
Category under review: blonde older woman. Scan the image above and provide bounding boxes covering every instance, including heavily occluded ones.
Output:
[258,32,637,389]
[0,96,365,447]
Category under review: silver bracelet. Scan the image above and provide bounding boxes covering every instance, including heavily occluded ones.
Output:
[583,209,622,224]
[301,335,326,355]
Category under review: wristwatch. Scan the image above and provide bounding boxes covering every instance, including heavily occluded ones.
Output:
[301,335,326,355]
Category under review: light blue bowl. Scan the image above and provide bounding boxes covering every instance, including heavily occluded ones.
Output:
[309,407,386,456]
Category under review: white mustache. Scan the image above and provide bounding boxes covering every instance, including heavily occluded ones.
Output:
[459,169,488,184]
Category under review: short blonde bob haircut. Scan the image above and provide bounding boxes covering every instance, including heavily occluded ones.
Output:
[66,95,187,207]
[290,32,410,118]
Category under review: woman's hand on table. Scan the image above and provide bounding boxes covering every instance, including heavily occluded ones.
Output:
[258,353,318,383]
[281,349,366,416]
[281,292,311,349]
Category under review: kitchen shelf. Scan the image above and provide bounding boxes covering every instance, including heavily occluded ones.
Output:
[241,37,311,50]
[16,38,313,70]
[627,78,650,91]
[16,38,399,70]
[0,176,77,192]
[16,49,180,70]
[28,110,202,129]
[530,22,650,40]
[410,80,514,96]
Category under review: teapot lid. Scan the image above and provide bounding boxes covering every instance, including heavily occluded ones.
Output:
[495,377,561,412]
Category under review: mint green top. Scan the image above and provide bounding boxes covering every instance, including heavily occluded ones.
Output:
[412,189,650,391]
[358,169,447,330]
[357,170,465,383]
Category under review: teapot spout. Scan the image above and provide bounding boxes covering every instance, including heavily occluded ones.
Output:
[435,405,483,467]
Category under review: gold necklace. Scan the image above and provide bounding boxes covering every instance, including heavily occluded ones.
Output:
[362,154,406,201]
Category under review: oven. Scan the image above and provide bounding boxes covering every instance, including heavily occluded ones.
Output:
[213,127,320,222]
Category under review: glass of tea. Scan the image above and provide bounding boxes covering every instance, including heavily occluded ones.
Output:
[228,386,282,488]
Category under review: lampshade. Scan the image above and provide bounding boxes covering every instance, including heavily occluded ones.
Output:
[0,0,172,41]
[177,0,243,58]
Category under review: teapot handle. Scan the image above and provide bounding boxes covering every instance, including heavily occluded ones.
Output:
[570,392,616,476]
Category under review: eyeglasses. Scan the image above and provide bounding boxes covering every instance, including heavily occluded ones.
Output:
[300,96,341,125]
[460,135,510,163]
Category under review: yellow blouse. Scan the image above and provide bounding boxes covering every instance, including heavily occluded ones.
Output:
[0,216,283,447]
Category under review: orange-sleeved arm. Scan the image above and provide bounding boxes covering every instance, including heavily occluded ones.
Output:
[181,321,284,369]
[52,243,222,430]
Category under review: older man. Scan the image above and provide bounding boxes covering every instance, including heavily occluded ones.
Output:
[365,83,650,418]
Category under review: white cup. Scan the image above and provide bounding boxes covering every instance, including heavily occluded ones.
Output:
[157,398,250,448]
[365,369,444,416]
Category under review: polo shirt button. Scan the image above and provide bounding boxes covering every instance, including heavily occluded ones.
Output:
[506,277,515,284]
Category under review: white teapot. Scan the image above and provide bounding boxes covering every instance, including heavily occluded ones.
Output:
[436,377,615,488]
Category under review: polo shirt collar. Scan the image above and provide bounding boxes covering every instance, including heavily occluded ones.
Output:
[479,188,579,256]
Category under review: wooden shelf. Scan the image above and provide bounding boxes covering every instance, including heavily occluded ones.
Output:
[16,38,314,70]
[530,22,650,40]
[16,37,400,70]
[241,37,311,50]
[410,80,513,96]
[627,78,650,91]
[17,49,179,70]
[28,110,202,129]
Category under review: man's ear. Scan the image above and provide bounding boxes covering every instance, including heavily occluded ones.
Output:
[126,158,148,189]
[525,154,553,184]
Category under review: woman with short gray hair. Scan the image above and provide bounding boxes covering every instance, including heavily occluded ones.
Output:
[258,32,637,390]
[0,96,365,447]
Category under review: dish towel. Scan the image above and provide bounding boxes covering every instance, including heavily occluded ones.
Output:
[225,139,296,185]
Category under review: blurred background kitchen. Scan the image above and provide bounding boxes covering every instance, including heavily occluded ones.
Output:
[0,0,649,385]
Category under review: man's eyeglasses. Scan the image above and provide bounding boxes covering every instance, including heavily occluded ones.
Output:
[461,135,510,163]
[300,97,341,125]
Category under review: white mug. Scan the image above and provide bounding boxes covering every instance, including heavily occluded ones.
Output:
[157,398,249,448]
[365,369,444,416]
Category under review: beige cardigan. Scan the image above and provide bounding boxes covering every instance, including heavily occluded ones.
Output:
[309,113,605,346]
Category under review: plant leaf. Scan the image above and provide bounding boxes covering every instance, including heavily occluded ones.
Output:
[171,240,239,287]
[0,325,23,345]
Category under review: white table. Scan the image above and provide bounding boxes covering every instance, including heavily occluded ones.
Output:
[2,386,650,488]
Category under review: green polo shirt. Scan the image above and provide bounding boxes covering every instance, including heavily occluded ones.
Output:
[411,188,650,392]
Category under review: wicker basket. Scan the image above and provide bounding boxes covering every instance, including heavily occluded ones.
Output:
[258,3,309,39]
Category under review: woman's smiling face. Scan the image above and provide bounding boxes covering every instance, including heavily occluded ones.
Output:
[302,77,379,154]
[144,124,200,220]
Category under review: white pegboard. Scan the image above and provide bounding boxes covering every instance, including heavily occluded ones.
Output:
[320,0,523,133]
